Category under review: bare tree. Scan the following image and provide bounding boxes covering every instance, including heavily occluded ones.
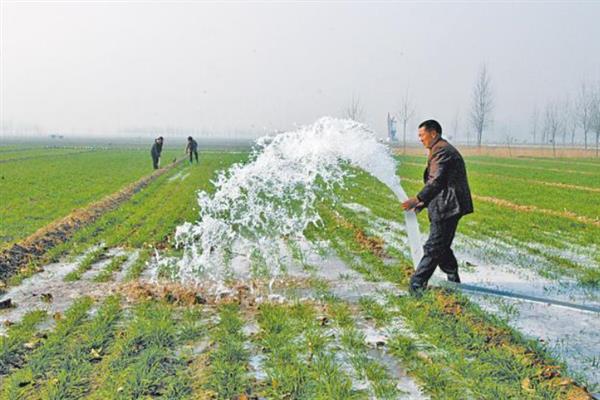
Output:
[561,98,571,145]
[505,134,515,157]
[345,94,365,122]
[470,64,494,147]
[565,98,579,146]
[398,89,416,154]
[544,101,563,157]
[591,84,600,157]
[530,106,539,144]
[576,82,594,149]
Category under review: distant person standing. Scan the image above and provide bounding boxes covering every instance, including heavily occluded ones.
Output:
[151,136,164,169]
[402,120,473,296]
[186,136,199,164]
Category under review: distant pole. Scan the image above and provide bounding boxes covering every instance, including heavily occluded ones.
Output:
[398,89,415,155]
[403,119,407,155]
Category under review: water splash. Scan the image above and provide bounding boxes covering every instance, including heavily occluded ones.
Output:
[173,117,422,284]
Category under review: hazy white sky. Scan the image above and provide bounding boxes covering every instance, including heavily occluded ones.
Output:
[1,1,599,140]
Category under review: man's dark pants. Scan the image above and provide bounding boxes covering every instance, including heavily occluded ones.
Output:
[410,214,461,290]
[152,156,160,169]
[189,150,198,163]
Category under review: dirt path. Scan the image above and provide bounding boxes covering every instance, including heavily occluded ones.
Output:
[0,159,183,286]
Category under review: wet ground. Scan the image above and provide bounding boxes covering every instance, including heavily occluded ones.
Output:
[1,212,598,392]
[343,202,600,389]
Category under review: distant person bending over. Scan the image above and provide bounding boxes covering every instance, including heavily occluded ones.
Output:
[186,136,199,164]
[402,120,473,296]
[151,136,164,169]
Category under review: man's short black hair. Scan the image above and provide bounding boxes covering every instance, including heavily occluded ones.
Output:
[188,136,193,141]
[418,120,442,136]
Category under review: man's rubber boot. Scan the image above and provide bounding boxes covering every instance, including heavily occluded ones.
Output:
[447,273,461,283]
[409,285,425,298]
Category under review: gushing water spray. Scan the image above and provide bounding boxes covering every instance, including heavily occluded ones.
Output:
[174,117,422,284]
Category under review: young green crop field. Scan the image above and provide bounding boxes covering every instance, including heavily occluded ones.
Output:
[0,147,179,245]
[0,145,598,399]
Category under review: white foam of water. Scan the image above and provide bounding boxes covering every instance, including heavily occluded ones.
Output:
[172,117,421,285]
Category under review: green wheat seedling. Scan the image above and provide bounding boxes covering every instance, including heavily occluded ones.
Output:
[0,297,94,399]
[204,304,250,399]
[64,247,107,282]
[326,294,402,399]
[0,310,47,375]
[123,249,152,281]
[255,302,363,399]
[35,295,122,399]
[92,254,129,283]
[87,301,192,399]
[386,291,572,399]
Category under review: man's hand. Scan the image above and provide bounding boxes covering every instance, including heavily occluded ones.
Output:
[402,197,423,211]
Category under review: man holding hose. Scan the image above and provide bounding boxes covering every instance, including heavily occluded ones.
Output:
[402,120,473,296]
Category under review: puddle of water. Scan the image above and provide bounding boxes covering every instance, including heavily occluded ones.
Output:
[349,315,429,400]
[168,170,185,182]
[473,294,600,389]
[447,236,600,306]
[0,247,131,334]
[366,348,429,400]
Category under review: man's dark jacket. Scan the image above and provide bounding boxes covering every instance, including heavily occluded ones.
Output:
[186,139,198,152]
[151,141,163,158]
[417,137,473,222]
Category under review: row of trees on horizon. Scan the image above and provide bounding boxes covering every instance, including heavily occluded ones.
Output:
[347,66,600,155]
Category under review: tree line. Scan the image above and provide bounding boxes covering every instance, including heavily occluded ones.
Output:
[347,66,600,156]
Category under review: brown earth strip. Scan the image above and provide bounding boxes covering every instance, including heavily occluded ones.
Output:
[465,160,598,176]
[405,167,600,192]
[393,145,598,159]
[476,173,600,193]
[512,157,600,168]
[400,176,600,226]
[473,195,600,227]
[401,163,600,192]
[0,159,184,285]
[401,160,598,177]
